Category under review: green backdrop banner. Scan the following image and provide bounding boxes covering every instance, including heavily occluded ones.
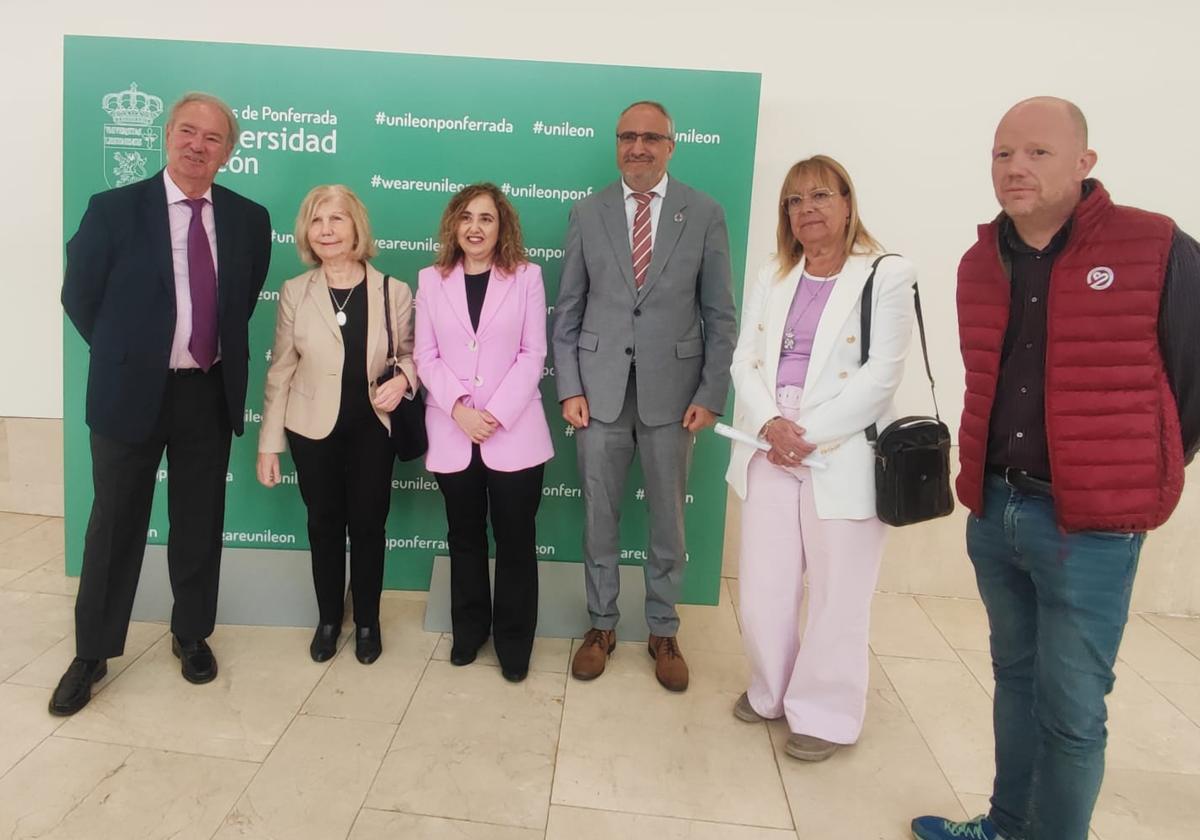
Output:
[62,35,761,604]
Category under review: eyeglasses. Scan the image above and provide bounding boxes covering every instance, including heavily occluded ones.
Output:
[782,190,843,213]
[616,131,672,146]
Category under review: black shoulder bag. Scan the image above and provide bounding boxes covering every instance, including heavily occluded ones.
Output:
[377,275,428,462]
[861,255,954,526]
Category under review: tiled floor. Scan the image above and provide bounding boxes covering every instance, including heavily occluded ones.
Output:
[1,511,1198,840]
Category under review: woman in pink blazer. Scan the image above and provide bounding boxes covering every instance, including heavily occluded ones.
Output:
[415,182,553,682]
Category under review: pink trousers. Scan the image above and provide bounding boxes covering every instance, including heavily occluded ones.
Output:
[737,389,885,743]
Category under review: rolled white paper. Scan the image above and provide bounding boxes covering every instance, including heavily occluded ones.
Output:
[713,423,827,469]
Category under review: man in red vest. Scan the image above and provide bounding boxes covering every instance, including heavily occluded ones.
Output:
[912,97,1200,840]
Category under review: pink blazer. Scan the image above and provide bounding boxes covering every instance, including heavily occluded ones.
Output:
[414,261,554,473]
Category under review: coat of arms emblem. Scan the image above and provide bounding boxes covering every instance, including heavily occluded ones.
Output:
[101,83,164,188]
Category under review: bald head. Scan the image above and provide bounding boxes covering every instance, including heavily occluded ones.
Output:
[991,96,1098,231]
[1001,96,1088,150]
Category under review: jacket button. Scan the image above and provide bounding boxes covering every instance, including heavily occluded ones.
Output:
[838,371,848,379]
[625,347,633,355]
[846,336,856,344]
[474,375,484,386]
[468,340,478,351]
[634,308,642,316]
[757,323,764,331]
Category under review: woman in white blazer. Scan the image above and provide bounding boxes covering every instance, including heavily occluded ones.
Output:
[257,185,417,666]
[726,156,915,761]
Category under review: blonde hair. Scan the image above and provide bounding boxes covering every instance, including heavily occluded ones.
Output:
[294,185,378,266]
[775,155,882,277]
[434,183,526,276]
[166,92,239,152]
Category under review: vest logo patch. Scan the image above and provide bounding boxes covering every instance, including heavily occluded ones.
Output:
[1086,266,1115,290]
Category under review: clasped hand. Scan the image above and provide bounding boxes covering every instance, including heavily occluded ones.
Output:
[372,373,409,412]
[763,417,816,468]
[453,401,499,443]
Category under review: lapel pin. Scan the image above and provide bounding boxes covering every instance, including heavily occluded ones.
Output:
[674,211,685,223]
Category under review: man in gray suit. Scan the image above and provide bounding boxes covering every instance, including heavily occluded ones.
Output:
[553,100,736,692]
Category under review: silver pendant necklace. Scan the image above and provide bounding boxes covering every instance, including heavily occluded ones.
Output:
[328,279,361,326]
[783,273,837,351]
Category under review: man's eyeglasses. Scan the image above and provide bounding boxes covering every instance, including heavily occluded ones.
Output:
[616,131,672,146]
[782,190,843,213]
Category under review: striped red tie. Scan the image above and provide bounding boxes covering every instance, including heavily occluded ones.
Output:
[631,192,653,288]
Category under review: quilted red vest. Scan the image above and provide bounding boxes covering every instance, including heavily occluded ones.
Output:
[956,181,1183,532]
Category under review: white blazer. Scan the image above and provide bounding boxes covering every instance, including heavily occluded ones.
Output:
[725,252,917,520]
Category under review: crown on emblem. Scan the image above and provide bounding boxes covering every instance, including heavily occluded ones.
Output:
[102,83,164,126]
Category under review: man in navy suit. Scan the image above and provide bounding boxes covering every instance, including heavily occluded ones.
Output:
[53,92,271,715]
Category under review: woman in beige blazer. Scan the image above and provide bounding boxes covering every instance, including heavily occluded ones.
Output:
[256,184,417,665]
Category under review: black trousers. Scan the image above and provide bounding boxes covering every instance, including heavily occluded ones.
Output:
[287,411,393,628]
[75,366,232,660]
[435,446,544,671]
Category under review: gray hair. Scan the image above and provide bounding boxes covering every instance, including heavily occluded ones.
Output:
[166,92,240,151]
[619,100,674,136]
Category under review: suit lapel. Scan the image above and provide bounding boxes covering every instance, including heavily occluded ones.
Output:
[638,181,686,300]
[143,173,175,295]
[307,268,344,342]
[804,255,870,392]
[476,265,516,337]
[599,184,637,299]
[440,264,475,336]
[366,266,384,368]
[212,185,234,325]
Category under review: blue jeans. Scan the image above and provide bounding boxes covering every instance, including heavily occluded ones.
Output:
[969,473,1144,840]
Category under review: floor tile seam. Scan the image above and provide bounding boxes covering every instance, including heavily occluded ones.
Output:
[0,628,74,685]
[82,624,170,702]
[867,649,962,664]
[544,655,573,835]
[45,731,264,766]
[873,655,979,815]
[761,723,799,832]
[0,712,69,786]
[356,636,440,805]
[1129,613,1200,666]
[1145,680,1200,728]
[359,804,547,833]
[0,516,51,547]
[545,799,797,833]
[913,594,973,656]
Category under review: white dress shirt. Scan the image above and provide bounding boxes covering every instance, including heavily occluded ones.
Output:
[622,172,669,250]
[164,169,220,369]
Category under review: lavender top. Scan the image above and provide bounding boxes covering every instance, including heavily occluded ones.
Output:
[776,272,838,388]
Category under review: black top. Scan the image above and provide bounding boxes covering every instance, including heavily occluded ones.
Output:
[988,186,1200,478]
[986,219,1069,479]
[465,269,490,331]
[329,280,372,425]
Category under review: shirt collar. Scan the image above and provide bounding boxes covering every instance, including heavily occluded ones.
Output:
[163,168,214,206]
[622,172,669,201]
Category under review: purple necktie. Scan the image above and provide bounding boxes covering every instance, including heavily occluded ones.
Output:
[184,197,218,370]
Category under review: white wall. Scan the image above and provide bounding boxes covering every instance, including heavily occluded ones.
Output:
[4,0,1199,422]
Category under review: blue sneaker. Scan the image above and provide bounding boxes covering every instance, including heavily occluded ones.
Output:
[911,814,1007,840]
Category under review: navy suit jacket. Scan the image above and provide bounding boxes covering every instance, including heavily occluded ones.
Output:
[62,171,272,443]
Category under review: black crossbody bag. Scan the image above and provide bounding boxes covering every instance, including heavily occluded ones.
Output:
[860,255,954,526]
[377,275,428,462]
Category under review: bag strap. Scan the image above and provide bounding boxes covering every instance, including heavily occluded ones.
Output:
[381,274,399,368]
[860,254,941,443]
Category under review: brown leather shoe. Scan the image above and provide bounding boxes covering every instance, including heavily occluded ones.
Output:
[647,634,689,692]
[572,628,616,680]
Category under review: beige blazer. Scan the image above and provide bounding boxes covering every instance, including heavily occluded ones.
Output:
[259,262,417,453]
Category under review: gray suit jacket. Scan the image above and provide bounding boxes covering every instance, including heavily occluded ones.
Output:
[552,177,737,426]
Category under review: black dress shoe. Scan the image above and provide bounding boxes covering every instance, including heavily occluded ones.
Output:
[355,624,382,665]
[449,642,480,666]
[172,636,218,684]
[310,623,340,662]
[501,667,528,683]
[48,658,108,716]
